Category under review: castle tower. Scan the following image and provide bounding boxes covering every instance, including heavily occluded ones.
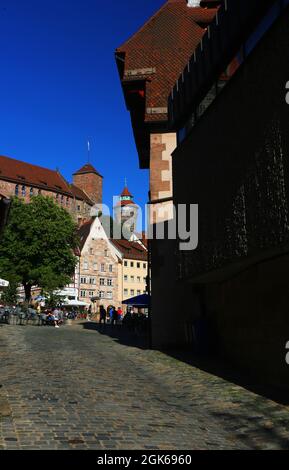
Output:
[73,164,103,206]
[114,185,138,234]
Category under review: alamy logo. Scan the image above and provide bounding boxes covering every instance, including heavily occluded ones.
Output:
[91,201,199,252]
[285,82,289,104]
[286,342,289,365]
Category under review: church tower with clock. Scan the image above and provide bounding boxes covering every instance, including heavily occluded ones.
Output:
[114,184,139,234]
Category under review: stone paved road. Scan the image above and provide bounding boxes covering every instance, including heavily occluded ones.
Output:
[1,322,289,450]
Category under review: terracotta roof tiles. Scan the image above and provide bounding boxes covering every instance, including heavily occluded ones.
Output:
[110,239,148,262]
[0,154,72,195]
[116,0,218,123]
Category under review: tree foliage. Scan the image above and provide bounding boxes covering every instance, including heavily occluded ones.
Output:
[0,196,78,300]
[0,280,19,305]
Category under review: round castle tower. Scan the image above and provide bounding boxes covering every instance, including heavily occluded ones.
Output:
[114,185,138,234]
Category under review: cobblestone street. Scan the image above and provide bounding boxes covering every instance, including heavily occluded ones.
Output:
[1,322,289,450]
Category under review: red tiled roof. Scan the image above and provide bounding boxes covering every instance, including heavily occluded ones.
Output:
[121,186,133,198]
[74,163,102,177]
[77,219,94,250]
[70,184,94,205]
[0,154,72,195]
[115,200,138,208]
[110,239,148,262]
[116,0,218,123]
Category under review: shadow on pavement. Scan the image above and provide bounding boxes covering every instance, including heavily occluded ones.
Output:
[81,321,150,350]
[81,321,289,406]
[165,349,289,406]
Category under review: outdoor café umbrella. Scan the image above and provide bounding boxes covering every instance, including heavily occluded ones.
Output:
[0,278,9,288]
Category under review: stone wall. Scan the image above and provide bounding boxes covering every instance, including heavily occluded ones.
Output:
[73,173,103,206]
[0,179,92,225]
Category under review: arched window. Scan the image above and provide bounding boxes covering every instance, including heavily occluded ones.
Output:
[22,185,26,197]
[15,185,19,196]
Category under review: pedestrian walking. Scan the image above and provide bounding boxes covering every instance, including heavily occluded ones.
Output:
[99,306,106,326]
[111,307,118,327]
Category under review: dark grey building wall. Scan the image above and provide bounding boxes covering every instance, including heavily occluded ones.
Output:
[172,10,289,388]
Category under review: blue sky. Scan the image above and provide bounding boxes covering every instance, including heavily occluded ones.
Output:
[0,0,164,221]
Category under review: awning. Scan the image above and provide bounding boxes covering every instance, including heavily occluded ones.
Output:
[122,294,150,307]
[63,299,90,307]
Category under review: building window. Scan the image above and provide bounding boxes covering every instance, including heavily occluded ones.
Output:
[61,195,64,205]
[104,249,108,257]
[130,290,135,297]
[90,248,94,255]
[124,275,128,282]
[137,290,141,296]
[100,264,105,272]
[83,262,88,270]
[30,187,34,197]
[90,278,96,285]
[124,289,128,297]
[100,278,105,286]
[107,279,113,287]
[80,277,87,284]
[66,197,70,207]
[137,277,141,283]
[131,276,134,283]
[109,265,113,273]
[106,292,113,300]
[93,263,97,271]
[143,263,146,269]
[124,261,128,267]
[56,193,59,202]
[131,262,134,268]
[22,185,26,197]
[15,185,19,196]
[99,291,105,299]
[80,290,86,298]
[89,291,95,297]
[77,205,81,212]
[137,262,140,268]
[38,189,42,195]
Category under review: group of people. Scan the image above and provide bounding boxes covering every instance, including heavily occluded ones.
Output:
[99,306,123,326]
[43,308,66,328]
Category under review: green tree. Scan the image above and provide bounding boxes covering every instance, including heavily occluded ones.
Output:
[0,279,19,305]
[0,196,78,301]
